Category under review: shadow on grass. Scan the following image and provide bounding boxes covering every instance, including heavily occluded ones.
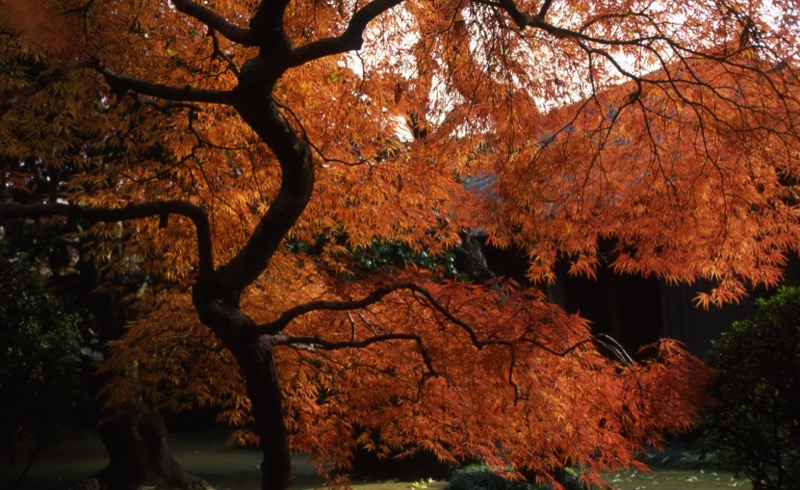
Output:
[2,432,751,490]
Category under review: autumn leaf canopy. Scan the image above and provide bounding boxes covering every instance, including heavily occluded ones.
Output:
[4,0,800,303]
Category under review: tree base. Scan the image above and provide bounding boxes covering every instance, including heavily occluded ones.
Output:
[69,474,214,490]
[74,411,215,490]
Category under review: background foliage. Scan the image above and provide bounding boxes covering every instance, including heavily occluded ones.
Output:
[0,253,83,467]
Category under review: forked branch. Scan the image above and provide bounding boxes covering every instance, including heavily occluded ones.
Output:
[256,282,424,336]
[256,281,626,362]
[259,280,639,406]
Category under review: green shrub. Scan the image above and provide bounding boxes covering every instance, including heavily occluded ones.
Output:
[447,465,537,490]
[446,464,590,490]
[699,286,800,490]
[0,255,84,453]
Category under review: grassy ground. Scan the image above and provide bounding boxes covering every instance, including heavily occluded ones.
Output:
[602,468,751,489]
[2,431,751,490]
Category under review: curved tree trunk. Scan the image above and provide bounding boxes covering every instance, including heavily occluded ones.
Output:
[193,282,295,490]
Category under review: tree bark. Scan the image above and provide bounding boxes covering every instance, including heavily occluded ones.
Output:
[230,338,292,490]
[94,411,211,490]
[77,262,211,490]
[192,278,294,490]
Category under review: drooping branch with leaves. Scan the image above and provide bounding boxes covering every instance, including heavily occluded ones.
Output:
[2,0,800,489]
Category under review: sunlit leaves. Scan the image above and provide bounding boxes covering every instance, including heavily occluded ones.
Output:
[97,289,246,419]
[6,0,800,304]
[105,270,711,487]
[277,278,703,485]
[4,0,800,487]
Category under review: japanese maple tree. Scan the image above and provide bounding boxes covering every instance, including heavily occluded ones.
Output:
[2,0,800,489]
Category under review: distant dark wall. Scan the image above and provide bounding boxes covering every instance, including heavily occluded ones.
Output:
[480,243,531,282]
[482,243,800,357]
[659,252,800,355]
[660,283,755,356]
[560,268,662,357]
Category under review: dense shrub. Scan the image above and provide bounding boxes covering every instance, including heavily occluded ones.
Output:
[446,464,589,490]
[699,287,800,490]
[0,256,84,456]
[447,465,537,490]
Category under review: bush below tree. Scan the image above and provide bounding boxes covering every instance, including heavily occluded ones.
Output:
[699,287,800,490]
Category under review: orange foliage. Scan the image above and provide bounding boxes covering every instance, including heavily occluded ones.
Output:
[98,272,711,488]
[3,0,800,488]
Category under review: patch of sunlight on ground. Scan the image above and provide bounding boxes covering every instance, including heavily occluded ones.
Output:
[603,468,752,489]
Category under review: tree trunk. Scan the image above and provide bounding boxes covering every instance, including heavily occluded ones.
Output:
[233,338,292,490]
[90,411,211,490]
[73,259,211,490]
[194,277,294,490]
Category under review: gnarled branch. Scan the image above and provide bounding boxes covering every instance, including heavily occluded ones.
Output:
[274,332,421,350]
[256,282,422,336]
[275,331,439,377]
[98,65,236,105]
[256,280,603,359]
[211,96,314,297]
[290,0,405,66]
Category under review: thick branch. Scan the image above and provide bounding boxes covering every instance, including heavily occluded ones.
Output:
[255,281,479,350]
[193,0,406,297]
[275,332,419,350]
[494,0,575,37]
[0,201,214,278]
[250,0,290,29]
[536,0,553,19]
[98,65,236,105]
[255,281,483,348]
[249,0,292,47]
[172,0,259,46]
[290,0,405,65]
[256,279,631,378]
[256,282,423,335]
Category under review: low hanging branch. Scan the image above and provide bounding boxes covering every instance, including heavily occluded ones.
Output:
[261,282,639,408]
[272,331,439,378]
[255,282,425,336]
[257,280,628,361]
[0,200,214,278]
